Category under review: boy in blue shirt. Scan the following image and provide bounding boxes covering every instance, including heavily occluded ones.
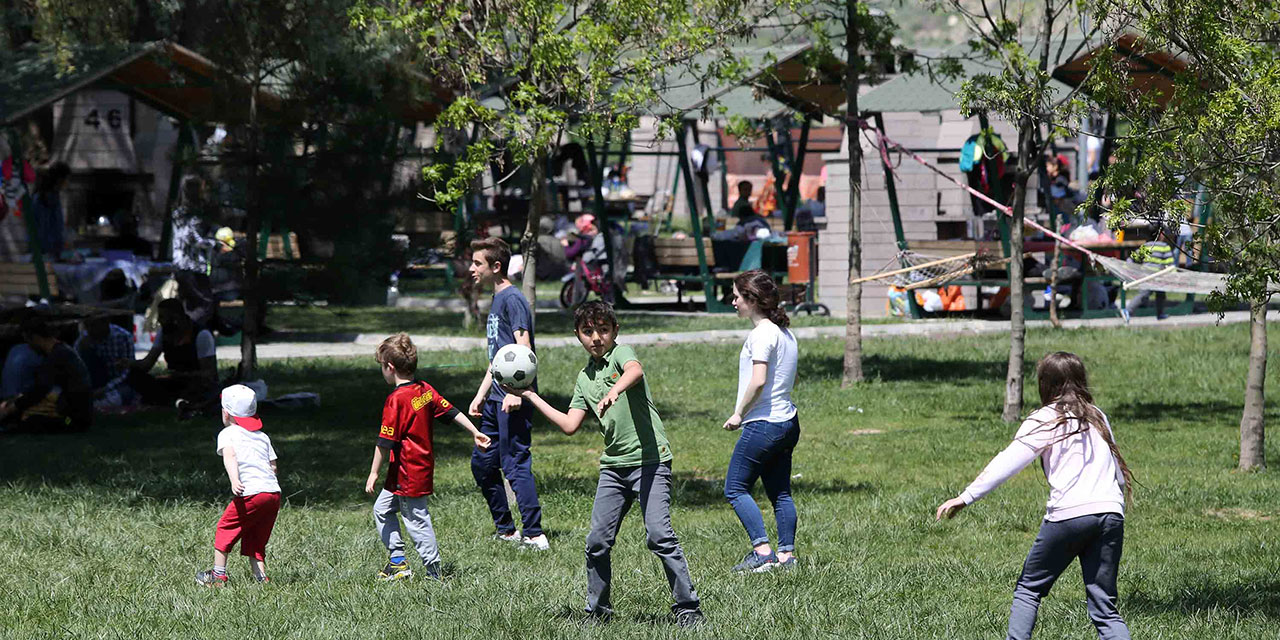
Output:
[467,237,547,550]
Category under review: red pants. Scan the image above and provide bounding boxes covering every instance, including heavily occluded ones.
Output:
[214,492,280,561]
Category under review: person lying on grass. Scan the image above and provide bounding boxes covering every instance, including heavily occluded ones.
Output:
[936,351,1135,640]
[505,301,704,628]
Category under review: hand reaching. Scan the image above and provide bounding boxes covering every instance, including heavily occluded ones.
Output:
[473,432,493,450]
[935,497,967,521]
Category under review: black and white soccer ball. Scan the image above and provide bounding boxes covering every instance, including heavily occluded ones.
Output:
[492,344,538,389]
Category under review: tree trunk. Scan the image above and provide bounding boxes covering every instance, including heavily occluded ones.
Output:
[1048,237,1062,329]
[1001,118,1034,423]
[1239,300,1267,471]
[239,76,263,381]
[520,147,547,316]
[841,0,864,387]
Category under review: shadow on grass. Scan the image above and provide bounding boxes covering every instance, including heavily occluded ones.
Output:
[1104,401,1243,427]
[800,354,1007,383]
[535,473,873,509]
[1125,577,1280,619]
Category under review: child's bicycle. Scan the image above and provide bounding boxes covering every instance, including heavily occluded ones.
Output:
[559,256,614,308]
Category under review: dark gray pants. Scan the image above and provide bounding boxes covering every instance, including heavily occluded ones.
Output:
[585,462,700,616]
[1008,513,1130,640]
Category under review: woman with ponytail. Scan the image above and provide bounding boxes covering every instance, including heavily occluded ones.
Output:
[722,270,801,573]
[936,352,1133,640]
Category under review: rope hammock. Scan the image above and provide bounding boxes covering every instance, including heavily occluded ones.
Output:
[860,122,1229,297]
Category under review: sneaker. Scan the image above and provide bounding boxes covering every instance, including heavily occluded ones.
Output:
[1120,308,1131,324]
[421,562,442,582]
[195,569,229,587]
[521,534,550,551]
[254,575,270,584]
[731,550,778,573]
[584,608,613,626]
[377,559,413,581]
[675,609,705,628]
[776,556,798,570]
[493,531,521,543]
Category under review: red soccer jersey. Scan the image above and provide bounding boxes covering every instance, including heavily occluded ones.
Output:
[377,380,459,497]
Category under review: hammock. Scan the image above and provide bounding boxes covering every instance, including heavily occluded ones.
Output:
[863,122,1230,297]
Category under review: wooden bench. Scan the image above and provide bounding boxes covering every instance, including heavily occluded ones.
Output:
[653,238,786,305]
[0,261,59,302]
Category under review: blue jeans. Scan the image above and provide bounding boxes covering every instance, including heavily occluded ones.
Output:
[723,414,800,552]
[472,399,544,538]
[1008,513,1130,640]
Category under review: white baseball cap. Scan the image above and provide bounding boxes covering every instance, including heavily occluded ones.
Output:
[221,384,262,431]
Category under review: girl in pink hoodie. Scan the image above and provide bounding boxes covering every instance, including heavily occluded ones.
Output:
[936,352,1135,640]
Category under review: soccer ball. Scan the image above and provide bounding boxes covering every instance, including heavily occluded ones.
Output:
[492,344,538,389]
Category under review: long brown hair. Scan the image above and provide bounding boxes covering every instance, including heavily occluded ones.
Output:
[733,270,790,328]
[1033,352,1134,499]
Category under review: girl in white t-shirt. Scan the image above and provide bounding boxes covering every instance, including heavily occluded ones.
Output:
[935,352,1134,640]
[722,270,800,573]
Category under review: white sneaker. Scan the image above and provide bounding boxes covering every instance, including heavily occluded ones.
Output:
[493,531,520,543]
[521,534,550,551]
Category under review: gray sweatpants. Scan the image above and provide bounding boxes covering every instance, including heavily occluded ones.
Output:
[586,462,700,615]
[373,489,440,568]
[1007,513,1130,640]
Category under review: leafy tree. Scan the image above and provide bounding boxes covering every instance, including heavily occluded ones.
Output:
[1088,0,1280,469]
[933,0,1104,421]
[354,0,772,308]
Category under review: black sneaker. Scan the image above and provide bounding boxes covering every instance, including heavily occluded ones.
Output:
[422,562,442,582]
[377,558,413,581]
[675,609,705,628]
[196,569,229,587]
[776,556,798,570]
[731,550,778,573]
[583,608,613,626]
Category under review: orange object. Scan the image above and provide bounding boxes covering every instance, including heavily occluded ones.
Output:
[786,232,816,283]
[939,285,966,311]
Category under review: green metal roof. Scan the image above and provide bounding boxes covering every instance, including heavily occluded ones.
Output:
[860,42,1078,114]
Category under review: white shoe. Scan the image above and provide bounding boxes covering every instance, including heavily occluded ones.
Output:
[493,531,520,543]
[521,534,550,551]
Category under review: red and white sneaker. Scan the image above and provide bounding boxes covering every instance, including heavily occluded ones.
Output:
[196,569,229,587]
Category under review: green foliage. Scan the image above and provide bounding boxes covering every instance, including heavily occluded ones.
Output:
[1088,0,1280,306]
[353,0,772,206]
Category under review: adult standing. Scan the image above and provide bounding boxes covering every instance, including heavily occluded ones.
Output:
[171,176,219,330]
[466,237,548,551]
[721,270,800,573]
[30,162,70,259]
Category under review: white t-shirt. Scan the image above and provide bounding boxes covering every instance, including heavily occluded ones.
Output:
[960,404,1125,522]
[154,327,216,359]
[736,320,798,424]
[216,425,280,496]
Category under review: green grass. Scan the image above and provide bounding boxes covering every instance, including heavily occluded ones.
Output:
[2,323,1279,638]
[260,305,864,338]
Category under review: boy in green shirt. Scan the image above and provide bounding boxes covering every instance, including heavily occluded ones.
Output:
[512,301,703,628]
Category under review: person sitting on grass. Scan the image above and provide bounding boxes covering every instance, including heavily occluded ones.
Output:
[127,298,218,418]
[935,352,1134,640]
[508,301,705,628]
[367,334,491,582]
[75,316,138,413]
[722,270,801,573]
[197,384,281,586]
[0,316,93,434]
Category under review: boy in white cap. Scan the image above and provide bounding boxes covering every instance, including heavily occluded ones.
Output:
[196,384,281,586]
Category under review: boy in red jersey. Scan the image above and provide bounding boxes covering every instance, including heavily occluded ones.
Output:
[366,333,491,581]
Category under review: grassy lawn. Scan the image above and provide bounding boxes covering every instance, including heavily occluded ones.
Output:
[2,324,1278,638]
[260,304,863,338]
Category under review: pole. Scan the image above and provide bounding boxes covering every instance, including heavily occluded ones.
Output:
[674,121,723,312]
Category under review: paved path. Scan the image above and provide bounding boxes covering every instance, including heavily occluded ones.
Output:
[215,310,1256,362]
